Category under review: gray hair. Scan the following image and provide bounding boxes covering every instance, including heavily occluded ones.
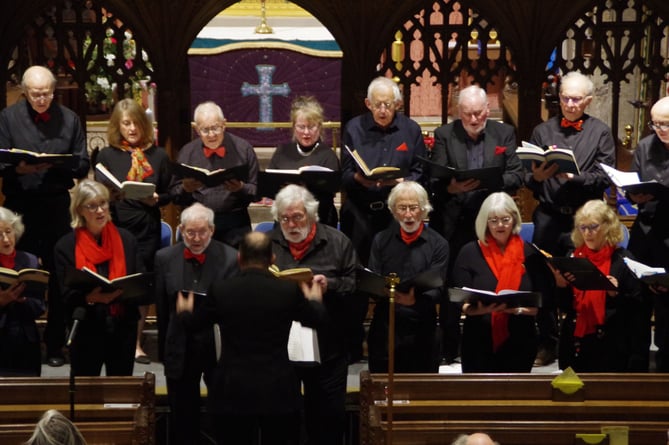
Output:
[560,71,594,97]
[387,181,432,220]
[69,180,110,229]
[179,202,215,230]
[0,207,25,241]
[271,184,320,223]
[458,85,488,108]
[25,409,87,445]
[193,101,225,124]
[367,76,402,102]
[474,192,522,244]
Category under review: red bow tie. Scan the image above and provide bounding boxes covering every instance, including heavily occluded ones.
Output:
[203,146,226,158]
[561,118,583,131]
[34,112,51,123]
[184,248,206,264]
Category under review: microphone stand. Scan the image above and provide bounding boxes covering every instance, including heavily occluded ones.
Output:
[69,356,76,421]
[384,272,400,445]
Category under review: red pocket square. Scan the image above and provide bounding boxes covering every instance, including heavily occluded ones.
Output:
[396,142,408,152]
[495,145,507,155]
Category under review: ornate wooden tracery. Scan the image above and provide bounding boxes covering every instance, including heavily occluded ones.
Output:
[377,0,515,120]
[548,0,669,146]
[9,0,154,118]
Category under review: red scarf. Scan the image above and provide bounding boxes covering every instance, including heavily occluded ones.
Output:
[75,223,127,316]
[479,234,525,352]
[75,223,126,277]
[572,244,615,338]
[0,250,16,269]
[288,223,317,260]
[121,141,154,181]
[400,222,424,245]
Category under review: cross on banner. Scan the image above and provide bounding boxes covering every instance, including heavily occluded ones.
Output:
[241,64,291,129]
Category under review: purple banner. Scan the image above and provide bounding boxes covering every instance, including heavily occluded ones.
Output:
[189,48,341,147]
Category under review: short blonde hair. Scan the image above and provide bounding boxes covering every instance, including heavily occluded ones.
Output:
[107,98,154,148]
[474,192,522,244]
[69,180,110,228]
[571,199,623,247]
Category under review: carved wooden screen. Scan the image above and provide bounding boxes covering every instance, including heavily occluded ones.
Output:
[547,0,669,147]
[376,0,515,120]
[8,0,154,117]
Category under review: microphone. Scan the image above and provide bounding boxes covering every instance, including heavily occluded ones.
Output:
[66,307,87,347]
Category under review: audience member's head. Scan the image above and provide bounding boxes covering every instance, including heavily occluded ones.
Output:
[272,184,319,243]
[25,409,87,445]
[239,231,273,268]
[451,432,499,445]
[179,203,215,254]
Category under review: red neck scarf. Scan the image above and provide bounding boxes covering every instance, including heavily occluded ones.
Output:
[561,117,583,131]
[288,223,317,261]
[0,250,16,269]
[479,234,526,352]
[400,222,424,245]
[120,140,154,181]
[184,248,206,264]
[74,223,126,279]
[204,146,226,158]
[572,244,615,338]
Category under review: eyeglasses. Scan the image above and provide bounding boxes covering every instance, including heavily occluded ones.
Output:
[396,204,421,214]
[559,95,586,105]
[648,121,669,132]
[27,91,54,101]
[578,223,601,233]
[280,213,306,224]
[295,124,319,133]
[82,201,109,212]
[183,228,211,239]
[487,216,514,226]
[0,229,14,239]
[371,101,395,111]
[198,125,224,136]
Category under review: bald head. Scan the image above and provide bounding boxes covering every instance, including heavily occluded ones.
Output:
[452,433,498,445]
[21,66,56,92]
[651,96,669,122]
